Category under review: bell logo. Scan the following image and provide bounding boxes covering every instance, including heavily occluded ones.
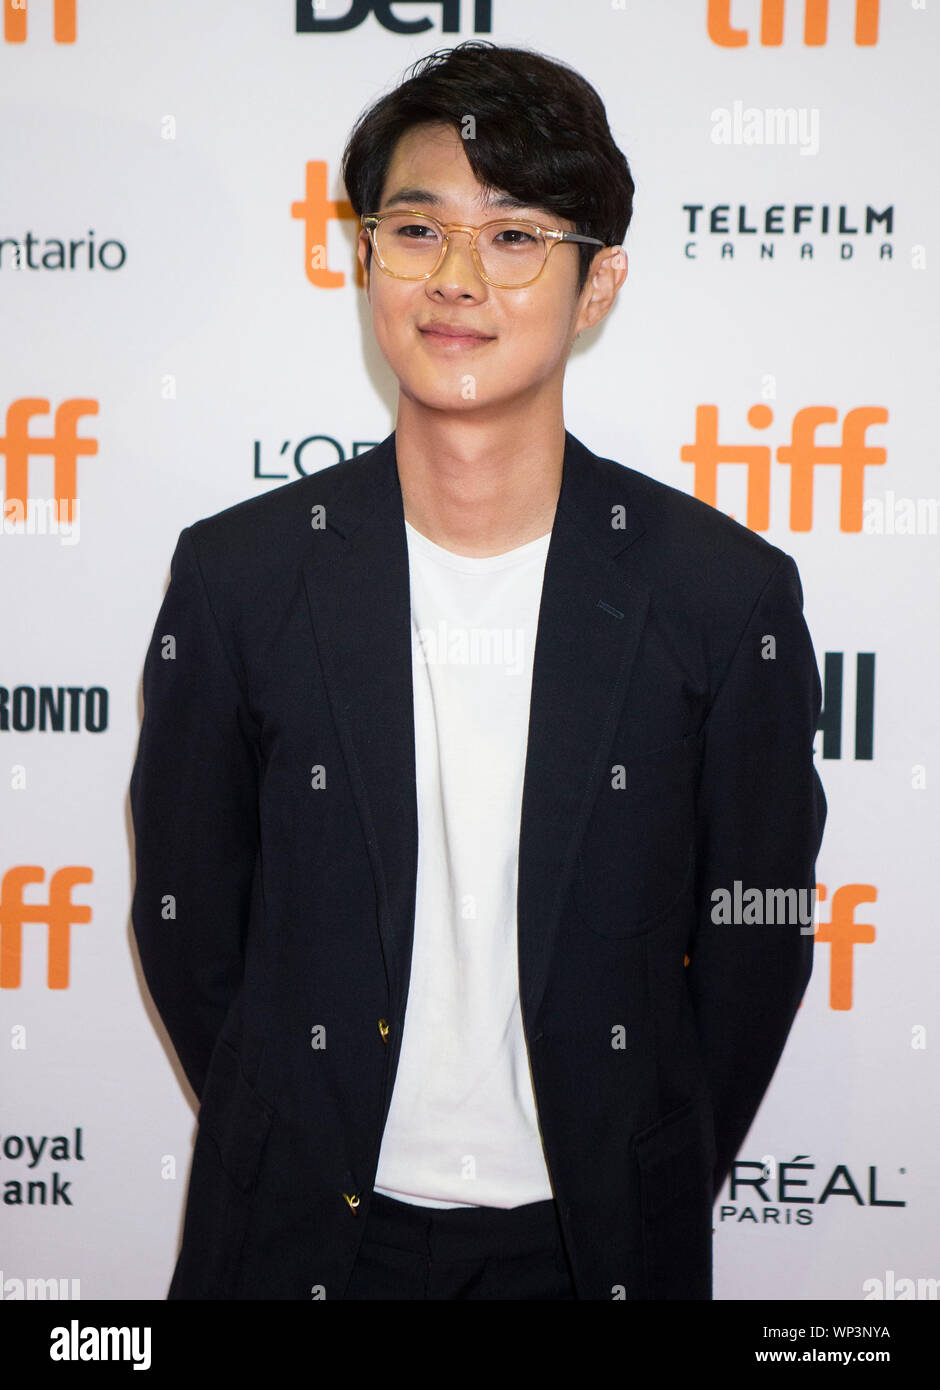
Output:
[681,404,887,532]
[0,397,98,522]
[295,0,493,36]
[3,0,76,44]
[0,866,93,989]
[707,0,879,46]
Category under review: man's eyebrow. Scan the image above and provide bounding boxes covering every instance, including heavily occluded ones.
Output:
[379,186,542,214]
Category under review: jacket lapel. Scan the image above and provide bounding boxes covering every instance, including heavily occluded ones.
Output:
[301,435,417,1021]
[301,430,650,1058]
[516,434,649,1030]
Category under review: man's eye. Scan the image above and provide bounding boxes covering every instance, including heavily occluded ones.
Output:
[398,224,437,239]
[494,228,538,246]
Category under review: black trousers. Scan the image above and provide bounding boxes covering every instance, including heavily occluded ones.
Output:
[343,1190,578,1300]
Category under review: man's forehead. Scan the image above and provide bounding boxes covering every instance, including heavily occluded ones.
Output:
[379,183,537,215]
[378,124,545,218]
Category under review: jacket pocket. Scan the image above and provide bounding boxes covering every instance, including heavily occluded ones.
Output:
[197,1037,274,1194]
[632,1096,716,1300]
[573,731,702,937]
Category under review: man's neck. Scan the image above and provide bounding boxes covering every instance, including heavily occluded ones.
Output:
[394,399,565,559]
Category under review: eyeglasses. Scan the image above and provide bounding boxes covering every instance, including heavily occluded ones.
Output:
[360,211,605,289]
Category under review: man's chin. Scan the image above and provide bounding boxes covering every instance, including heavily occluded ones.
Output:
[399,376,498,413]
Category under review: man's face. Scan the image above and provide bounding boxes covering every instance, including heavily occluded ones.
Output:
[356,122,609,415]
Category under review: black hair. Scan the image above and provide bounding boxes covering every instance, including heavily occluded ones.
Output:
[341,41,635,296]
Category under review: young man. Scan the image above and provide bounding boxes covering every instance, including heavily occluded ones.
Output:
[130,42,826,1300]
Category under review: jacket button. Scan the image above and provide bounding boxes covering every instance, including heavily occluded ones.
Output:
[343,1192,361,1214]
[378,1019,389,1042]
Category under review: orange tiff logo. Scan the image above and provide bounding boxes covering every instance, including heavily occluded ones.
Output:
[291,161,365,290]
[815,883,876,1011]
[681,404,887,531]
[707,0,879,45]
[683,882,877,1011]
[4,0,76,43]
[0,866,92,988]
[0,397,98,520]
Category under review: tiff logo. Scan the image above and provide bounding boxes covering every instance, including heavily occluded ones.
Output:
[0,397,97,523]
[291,161,360,290]
[814,883,876,1011]
[707,0,879,46]
[4,0,76,43]
[0,866,93,989]
[707,880,877,1011]
[680,404,887,532]
[296,0,492,35]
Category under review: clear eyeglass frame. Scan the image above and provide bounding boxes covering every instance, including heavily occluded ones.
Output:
[360,210,606,289]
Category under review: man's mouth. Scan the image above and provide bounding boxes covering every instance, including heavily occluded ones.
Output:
[418,322,496,346]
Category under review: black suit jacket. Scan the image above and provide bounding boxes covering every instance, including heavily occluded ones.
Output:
[129,429,826,1300]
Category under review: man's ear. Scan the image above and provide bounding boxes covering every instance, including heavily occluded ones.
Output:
[357,232,371,296]
[575,246,628,335]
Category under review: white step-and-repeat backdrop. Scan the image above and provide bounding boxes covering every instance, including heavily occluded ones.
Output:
[2,0,937,1301]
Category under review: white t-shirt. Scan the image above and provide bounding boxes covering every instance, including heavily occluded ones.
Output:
[372,519,555,1209]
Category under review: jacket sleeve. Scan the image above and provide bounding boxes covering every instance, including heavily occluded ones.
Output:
[130,525,260,1101]
[685,552,827,1199]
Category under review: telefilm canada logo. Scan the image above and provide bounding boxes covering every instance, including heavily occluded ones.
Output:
[682,202,894,261]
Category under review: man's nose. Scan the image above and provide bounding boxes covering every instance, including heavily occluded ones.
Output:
[429,229,485,291]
